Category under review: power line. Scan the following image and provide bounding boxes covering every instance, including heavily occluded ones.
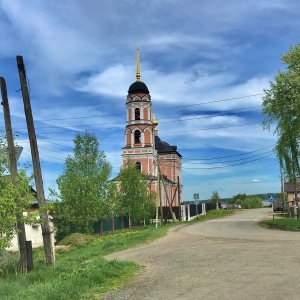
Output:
[0,92,263,125]
[14,121,261,137]
[18,138,276,167]
[184,162,279,182]
[156,93,263,111]
[20,136,275,169]
[183,150,274,165]
[183,153,274,169]
[10,105,262,132]
[183,144,275,161]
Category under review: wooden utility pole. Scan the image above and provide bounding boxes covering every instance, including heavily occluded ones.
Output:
[155,169,159,228]
[177,176,181,222]
[163,186,177,225]
[280,168,286,216]
[0,77,28,273]
[16,56,55,265]
[158,163,176,222]
[156,155,164,225]
[155,155,163,226]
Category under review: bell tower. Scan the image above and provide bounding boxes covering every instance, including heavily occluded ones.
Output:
[122,45,157,176]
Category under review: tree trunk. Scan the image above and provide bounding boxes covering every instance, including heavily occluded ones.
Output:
[121,216,124,230]
[294,181,298,220]
[100,219,103,235]
[111,216,114,232]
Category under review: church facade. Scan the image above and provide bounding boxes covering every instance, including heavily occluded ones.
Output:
[121,47,182,211]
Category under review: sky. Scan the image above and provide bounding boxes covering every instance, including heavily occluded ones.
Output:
[0,0,299,201]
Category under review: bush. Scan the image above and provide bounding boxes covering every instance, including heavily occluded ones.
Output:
[58,233,95,247]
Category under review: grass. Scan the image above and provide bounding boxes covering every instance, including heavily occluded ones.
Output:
[0,209,234,300]
[260,217,300,231]
[189,209,236,222]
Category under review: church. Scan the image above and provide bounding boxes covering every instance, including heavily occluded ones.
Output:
[121,47,183,216]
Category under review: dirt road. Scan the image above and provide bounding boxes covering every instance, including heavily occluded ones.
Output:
[102,208,300,300]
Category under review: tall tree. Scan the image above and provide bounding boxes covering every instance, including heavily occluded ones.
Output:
[210,191,220,209]
[116,159,156,226]
[262,44,300,216]
[54,131,112,233]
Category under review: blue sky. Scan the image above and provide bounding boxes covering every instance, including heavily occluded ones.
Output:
[0,0,299,201]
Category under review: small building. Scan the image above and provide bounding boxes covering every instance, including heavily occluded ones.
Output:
[284,178,300,207]
[7,189,54,251]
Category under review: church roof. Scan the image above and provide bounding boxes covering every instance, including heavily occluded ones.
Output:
[128,81,149,94]
[155,136,182,157]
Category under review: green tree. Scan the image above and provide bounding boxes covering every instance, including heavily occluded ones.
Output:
[0,130,35,252]
[210,191,220,209]
[244,196,263,209]
[0,167,34,251]
[262,44,300,211]
[230,193,247,207]
[53,131,112,233]
[48,200,71,242]
[116,159,156,226]
[231,193,246,203]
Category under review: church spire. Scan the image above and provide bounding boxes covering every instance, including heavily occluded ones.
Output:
[136,42,141,82]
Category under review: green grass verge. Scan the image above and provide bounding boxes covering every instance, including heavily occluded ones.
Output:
[0,209,235,300]
[260,218,300,231]
[189,209,236,222]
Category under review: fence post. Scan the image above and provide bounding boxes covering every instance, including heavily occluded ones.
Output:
[26,241,33,272]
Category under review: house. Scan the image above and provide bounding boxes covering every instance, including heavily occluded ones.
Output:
[284,178,300,207]
[7,189,54,251]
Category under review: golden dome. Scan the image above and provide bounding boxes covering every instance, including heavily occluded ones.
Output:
[152,117,158,127]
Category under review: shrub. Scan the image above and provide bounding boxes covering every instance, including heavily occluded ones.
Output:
[58,233,95,247]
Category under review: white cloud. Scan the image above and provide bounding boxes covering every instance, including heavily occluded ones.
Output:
[0,0,297,200]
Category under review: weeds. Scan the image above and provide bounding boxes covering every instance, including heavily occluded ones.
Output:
[0,251,19,277]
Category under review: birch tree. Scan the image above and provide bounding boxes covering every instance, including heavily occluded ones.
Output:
[262,44,300,216]
[54,131,112,233]
[116,160,156,226]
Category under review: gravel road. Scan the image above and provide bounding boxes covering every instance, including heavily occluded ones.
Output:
[102,208,300,300]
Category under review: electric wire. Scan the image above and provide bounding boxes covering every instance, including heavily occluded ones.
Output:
[6,105,262,131]
[0,92,262,125]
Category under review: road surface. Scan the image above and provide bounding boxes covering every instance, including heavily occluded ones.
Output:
[102,208,300,300]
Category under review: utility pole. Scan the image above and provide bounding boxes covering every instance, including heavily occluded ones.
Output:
[156,155,163,225]
[16,56,55,265]
[155,163,159,228]
[177,176,181,221]
[158,165,163,226]
[280,168,286,215]
[0,77,28,273]
[158,163,176,222]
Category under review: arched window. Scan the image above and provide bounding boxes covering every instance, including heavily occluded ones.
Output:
[134,130,141,144]
[135,108,140,120]
[135,162,141,172]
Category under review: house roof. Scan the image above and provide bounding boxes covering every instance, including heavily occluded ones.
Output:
[284,178,300,193]
[155,136,182,157]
